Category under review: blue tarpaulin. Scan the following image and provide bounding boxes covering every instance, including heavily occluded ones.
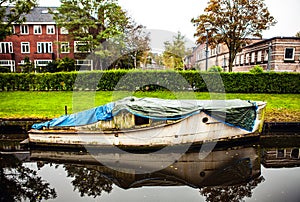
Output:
[32,102,115,130]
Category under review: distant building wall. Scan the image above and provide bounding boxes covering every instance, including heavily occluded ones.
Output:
[188,37,300,72]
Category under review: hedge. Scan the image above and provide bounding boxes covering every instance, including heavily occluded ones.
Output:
[0,70,299,93]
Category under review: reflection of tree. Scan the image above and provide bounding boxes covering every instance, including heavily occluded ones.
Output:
[0,154,57,202]
[64,165,113,198]
[200,176,264,202]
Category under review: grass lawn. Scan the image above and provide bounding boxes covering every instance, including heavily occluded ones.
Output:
[0,91,299,122]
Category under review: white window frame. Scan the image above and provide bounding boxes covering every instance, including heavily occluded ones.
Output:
[37,42,53,53]
[0,60,15,72]
[246,53,250,64]
[264,50,269,61]
[34,25,42,35]
[60,27,69,34]
[240,54,244,65]
[47,25,55,34]
[34,60,52,72]
[251,52,255,63]
[21,42,30,53]
[257,51,262,62]
[75,59,93,71]
[60,42,70,53]
[235,55,240,65]
[20,25,29,35]
[284,48,295,61]
[35,60,52,67]
[74,41,90,53]
[0,42,13,53]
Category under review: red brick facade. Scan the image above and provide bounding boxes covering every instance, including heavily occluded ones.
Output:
[0,7,94,72]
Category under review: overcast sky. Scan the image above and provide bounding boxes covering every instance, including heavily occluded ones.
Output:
[38,0,300,46]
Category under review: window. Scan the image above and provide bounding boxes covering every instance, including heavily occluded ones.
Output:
[291,148,299,159]
[12,25,16,34]
[60,27,68,34]
[135,115,149,126]
[0,60,15,72]
[276,149,286,158]
[37,42,53,53]
[251,52,255,63]
[47,25,55,34]
[240,54,244,65]
[246,53,250,64]
[34,60,52,72]
[34,25,42,34]
[257,51,262,62]
[21,42,30,53]
[264,50,269,61]
[20,25,29,34]
[74,41,90,53]
[35,60,52,66]
[284,48,295,61]
[0,42,13,53]
[75,59,93,71]
[235,55,240,65]
[60,42,70,53]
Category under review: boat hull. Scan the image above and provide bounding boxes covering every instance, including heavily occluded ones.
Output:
[28,111,263,148]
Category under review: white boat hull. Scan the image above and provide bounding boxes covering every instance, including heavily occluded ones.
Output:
[28,111,264,148]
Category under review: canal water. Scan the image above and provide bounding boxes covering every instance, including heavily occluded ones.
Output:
[0,133,300,202]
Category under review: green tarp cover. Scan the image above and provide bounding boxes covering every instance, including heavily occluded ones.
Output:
[113,97,257,131]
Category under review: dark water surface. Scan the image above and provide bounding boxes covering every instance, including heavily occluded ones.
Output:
[0,133,300,202]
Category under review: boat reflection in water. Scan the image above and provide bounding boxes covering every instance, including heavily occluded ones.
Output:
[1,143,265,201]
[30,145,262,189]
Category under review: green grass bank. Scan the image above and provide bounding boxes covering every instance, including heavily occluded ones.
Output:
[0,91,299,122]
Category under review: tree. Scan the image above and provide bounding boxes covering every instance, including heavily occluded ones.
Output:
[162,31,188,70]
[57,57,76,71]
[296,31,300,38]
[64,165,113,198]
[107,23,150,69]
[200,176,264,202]
[51,0,131,70]
[0,154,57,201]
[0,0,37,40]
[122,24,150,69]
[192,0,276,72]
[20,56,34,73]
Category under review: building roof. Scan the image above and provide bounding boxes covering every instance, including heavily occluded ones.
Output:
[245,36,300,48]
[5,7,58,24]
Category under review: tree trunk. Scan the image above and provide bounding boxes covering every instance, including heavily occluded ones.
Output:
[228,44,237,72]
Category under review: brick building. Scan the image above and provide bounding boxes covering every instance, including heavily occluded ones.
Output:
[0,7,93,72]
[187,37,300,72]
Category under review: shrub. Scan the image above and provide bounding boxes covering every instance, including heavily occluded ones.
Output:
[249,65,264,73]
[0,70,299,93]
[208,66,223,72]
[0,66,10,73]
[57,57,76,72]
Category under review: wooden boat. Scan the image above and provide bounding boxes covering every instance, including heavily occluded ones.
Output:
[27,97,266,148]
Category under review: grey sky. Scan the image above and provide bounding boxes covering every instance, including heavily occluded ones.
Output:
[38,0,300,42]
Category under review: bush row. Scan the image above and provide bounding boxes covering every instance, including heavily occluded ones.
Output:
[0,70,299,93]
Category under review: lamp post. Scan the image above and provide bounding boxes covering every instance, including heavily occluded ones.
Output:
[267,42,272,71]
[204,22,211,71]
